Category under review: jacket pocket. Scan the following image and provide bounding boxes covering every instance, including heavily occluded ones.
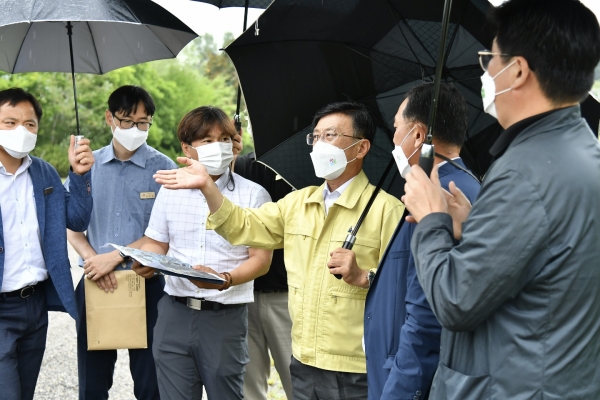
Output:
[432,363,490,400]
[318,288,367,359]
[284,225,318,282]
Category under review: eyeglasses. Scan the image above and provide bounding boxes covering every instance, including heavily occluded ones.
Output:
[113,115,153,131]
[306,131,362,145]
[478,50,511,72]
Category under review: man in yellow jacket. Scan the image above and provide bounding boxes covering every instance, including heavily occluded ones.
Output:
[154,102,404,399]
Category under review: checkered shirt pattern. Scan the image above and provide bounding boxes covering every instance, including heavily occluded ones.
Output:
[145,170,271,304]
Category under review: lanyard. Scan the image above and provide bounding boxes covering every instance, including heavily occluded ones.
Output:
[434,153,481,184]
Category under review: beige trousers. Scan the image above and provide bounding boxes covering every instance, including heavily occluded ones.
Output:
[244,291,293,400]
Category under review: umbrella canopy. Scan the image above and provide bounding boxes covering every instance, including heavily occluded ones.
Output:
[0,0,197,74]
[225,0,498,196]
[189,0,271,8]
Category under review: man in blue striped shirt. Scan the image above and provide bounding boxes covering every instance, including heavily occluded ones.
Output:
[66,86,176,400]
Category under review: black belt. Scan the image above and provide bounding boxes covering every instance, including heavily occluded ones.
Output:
[254,289,288,293]
[171,295,245,311]
[0,284,37,299]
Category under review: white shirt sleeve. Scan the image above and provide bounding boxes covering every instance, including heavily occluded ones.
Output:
[144,186,169,243]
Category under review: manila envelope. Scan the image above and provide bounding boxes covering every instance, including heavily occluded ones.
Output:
[85,270,147,350]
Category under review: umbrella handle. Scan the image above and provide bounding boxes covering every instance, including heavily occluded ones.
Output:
[332,158,395,280]
[333,234,357,279]
[418,143,435,177]
[420,0,453,176]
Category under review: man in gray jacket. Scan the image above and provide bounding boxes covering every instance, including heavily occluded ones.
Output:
[402,0,600,399]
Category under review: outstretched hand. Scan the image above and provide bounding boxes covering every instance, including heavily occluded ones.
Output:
[402,165,447,223]
[154,157,210,190]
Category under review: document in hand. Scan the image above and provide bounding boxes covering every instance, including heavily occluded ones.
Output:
[108,243,226,284]
[85,270,147,350]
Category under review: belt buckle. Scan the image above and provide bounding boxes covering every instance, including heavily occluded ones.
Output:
[187,298,203,310]
[20,286,34,298]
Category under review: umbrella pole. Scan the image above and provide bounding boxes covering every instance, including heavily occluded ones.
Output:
[234,0,250,134]
[66,21,81,136]
[333,157,395,279]
[418,0,454,176]
[335,0,454,279]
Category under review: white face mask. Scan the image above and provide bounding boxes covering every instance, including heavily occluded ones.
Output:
[391,125,421,179]
[310,139,362,180]
[111,117,148,152]
[480,60,516,118]
[191,141,234,175]
[0,125,38,159]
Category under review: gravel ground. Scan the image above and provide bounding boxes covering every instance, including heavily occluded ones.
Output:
[34,244,286,399]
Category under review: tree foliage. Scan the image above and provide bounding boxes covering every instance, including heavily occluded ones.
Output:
[0,33,254,176]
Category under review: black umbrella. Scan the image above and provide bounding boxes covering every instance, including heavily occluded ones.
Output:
[225,0,498,197]
[0,0,198,135]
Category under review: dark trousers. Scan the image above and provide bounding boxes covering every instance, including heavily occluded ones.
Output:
[290,356,368,400]
[76,275,164,400]
[0,284,48,400]
[152,295,249,400]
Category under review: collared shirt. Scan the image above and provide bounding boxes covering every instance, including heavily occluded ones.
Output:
[322,176,354,215]
[0,156,47,291]
[436,156,460,168]
[145,170,271,304]
[207,170,404,373]
[65,142,177,266]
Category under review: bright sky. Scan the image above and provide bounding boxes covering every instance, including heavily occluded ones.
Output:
[152,0,265,45]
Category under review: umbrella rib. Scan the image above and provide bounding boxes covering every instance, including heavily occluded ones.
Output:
[255,160,297,190]
[442,2,464,67]
[86,22,103,74]
[146,25,177,59]
[385,1,428,70]
[345,45,423,79]
[387,2,438,67]
[12,22,35,74]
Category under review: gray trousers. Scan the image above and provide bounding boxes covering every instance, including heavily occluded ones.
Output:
[152,295,249,400]
[244,291,293,400]
[290,357,368,400]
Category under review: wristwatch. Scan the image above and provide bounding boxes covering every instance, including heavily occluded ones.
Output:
[367,269,376,288]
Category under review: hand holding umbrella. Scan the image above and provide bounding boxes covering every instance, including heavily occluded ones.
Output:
[327,248,368,287]
[68,134,94,175]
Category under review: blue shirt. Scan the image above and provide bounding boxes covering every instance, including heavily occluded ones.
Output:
[364,159,481,400]
[65,142,176,267]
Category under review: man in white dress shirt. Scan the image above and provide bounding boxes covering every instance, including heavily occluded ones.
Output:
[0,87,94,400]
[132,106,272,400]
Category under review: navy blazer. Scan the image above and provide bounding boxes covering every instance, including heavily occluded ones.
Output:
[364,160,480,400]
[0,157,92,319]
